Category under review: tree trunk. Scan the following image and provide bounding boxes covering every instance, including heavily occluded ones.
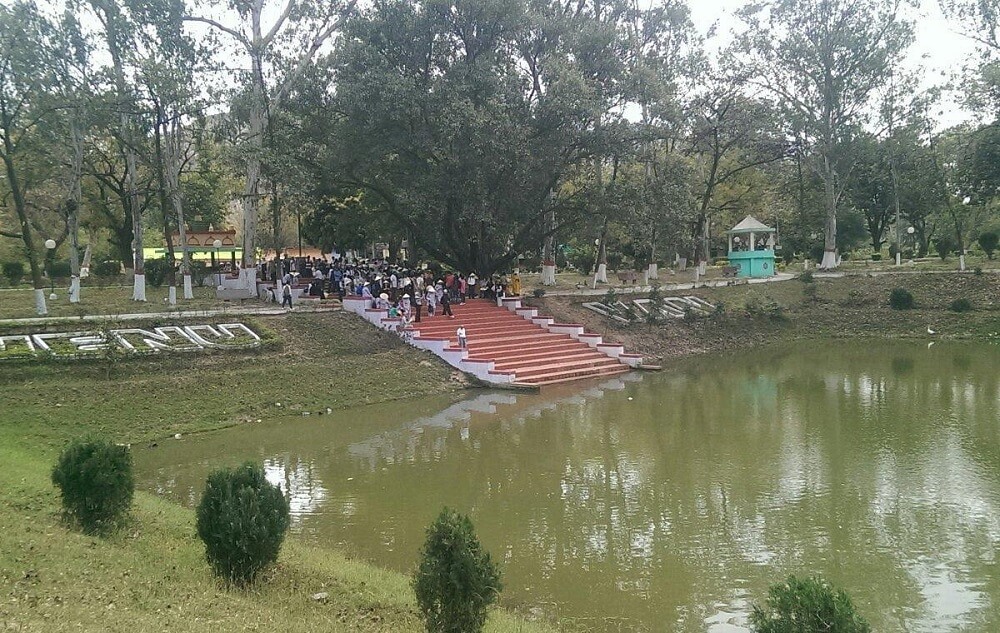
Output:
[68,120,85,303]
[3,151,47,315]
[592,216,609,287]
[819,156,839,269]
[167,116,193,299]
[153,103,177,305]
[239,54,266,297]
[541,200,556,286]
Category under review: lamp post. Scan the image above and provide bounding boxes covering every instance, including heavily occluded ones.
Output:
[213,239,222,286]
[44,239,56,299]
[907,226,915,260]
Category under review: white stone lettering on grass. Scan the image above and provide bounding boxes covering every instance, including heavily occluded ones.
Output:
[583,296,716,323]
[0,322,262,361]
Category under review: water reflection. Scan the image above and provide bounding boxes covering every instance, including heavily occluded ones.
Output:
[136,341,1000,632]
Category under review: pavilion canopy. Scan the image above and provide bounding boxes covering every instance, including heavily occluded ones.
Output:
[728,216,775,234]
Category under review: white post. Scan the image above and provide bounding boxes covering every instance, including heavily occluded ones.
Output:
[168,285,177,305]
[183,274,193,299]
[69,276,81,303]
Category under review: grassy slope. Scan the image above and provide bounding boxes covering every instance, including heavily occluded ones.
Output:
[0,312,553,633]
[535,272,1000,360]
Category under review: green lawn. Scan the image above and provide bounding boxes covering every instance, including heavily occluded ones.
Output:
[0,284,226,320]
[0,312,555,633]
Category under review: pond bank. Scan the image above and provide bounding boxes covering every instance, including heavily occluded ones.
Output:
[0,312,553,632]
[529,272,1000,363]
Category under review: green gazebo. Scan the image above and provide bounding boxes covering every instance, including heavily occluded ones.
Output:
[727,216,776,278]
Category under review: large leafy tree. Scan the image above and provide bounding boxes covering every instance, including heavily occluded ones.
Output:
[735,0,913,269]
[319,0,636,277]
[0,2,64,315]
[185,0,356,293]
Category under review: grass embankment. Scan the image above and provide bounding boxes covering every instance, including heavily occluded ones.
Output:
[0,285,229,320]
[0,312,553,633]
[534,272,1000,361]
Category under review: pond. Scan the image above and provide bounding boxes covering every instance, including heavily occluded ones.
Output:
[136,341,1000,632]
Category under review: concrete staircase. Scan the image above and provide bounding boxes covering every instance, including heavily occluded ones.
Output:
[342,296,642,387]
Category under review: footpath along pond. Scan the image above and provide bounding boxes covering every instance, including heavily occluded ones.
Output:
[136,341,1000,632]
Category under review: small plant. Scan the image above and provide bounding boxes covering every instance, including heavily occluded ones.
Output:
[144,258,170,288]
[602,287,618,308]
[889,288,914,310]
[974,266,984,276]
[798,270,814,283]
[48,261,72,279]
[2,260,25,286]
[802,283,820,303]
[196,462,290,586]
[414,508,502,633]
[950,298,973,312]
[190,260,209,287]
[749,575,871,633]
[841,288,865,307]
[645,284,662,326]
[532,287,546,298]
[934,236,955,261]
[743,291,786,321]
[978,231,999,260]
[51,438,134,534]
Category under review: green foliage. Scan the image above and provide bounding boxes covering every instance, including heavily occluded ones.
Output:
[414,508,502,633]
[144,258,171,288]
[934,236,955,260]
[93,259,120,278]
[742,291,786,321]
[802,283,821,303]
[645,285,662,325]
[978,231,999,259]
[798,270,814,283]
[51,438,134,534]
[749,575,871,633]
[889,287,914,310]
[950,298,973,312]
[974,266,984,276]
[2,261,25,285]
[48,261,71,279]
[196,463,290,586]
[189,261,208,287]
[532,288,545,298]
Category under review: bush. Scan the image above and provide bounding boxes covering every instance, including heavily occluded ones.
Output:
[196,463,290,586]
[974,266,984,276]
[802,283,821,303]
[48,261,72,279]
[414,508,502,633]
[189,260,209,287]
[750,575,870,633]
[532,288,546,298]
[742,292,786,321]
[934,237,955,260]
[144,258,171,288]
[889,288,914,310]
[978,231,999,260]
[93,259,121,278]
[2,260,25,286]
[51,438,134,534]
[798,270,814,283]
[950,298,973,312]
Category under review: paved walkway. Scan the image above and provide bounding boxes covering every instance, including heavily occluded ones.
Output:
[0,304,337,327]
[542,272,797,297]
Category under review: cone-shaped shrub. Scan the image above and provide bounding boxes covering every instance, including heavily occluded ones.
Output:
[750,575,871,633]
[413,507,502,633]
[51,438,134,534]
[196,462,289,586]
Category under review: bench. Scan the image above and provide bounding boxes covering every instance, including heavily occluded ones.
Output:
[616,270,640,285]
[721,265,740,277]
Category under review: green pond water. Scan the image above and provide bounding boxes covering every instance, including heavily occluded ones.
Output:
[136,341,1000,632]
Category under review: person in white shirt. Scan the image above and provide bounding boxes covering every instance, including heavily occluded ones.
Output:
[467,272,477,299]
[456,326,467,348]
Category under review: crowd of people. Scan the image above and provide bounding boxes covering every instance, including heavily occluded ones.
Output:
[260,255,523,315]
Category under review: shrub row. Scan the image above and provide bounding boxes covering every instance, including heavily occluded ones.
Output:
[52,441,873,632]
[52,439,504,632]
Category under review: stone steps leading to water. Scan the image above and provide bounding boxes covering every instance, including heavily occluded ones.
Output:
[341,296,642,386]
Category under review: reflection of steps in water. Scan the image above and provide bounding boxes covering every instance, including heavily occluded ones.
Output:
[346,375,644,468]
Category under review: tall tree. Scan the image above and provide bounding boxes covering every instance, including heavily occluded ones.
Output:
[0,2,62,315]
[185,0,356,294]
[735,0,913,269]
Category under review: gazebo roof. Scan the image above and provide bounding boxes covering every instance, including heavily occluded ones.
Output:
[729,215,775,234]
